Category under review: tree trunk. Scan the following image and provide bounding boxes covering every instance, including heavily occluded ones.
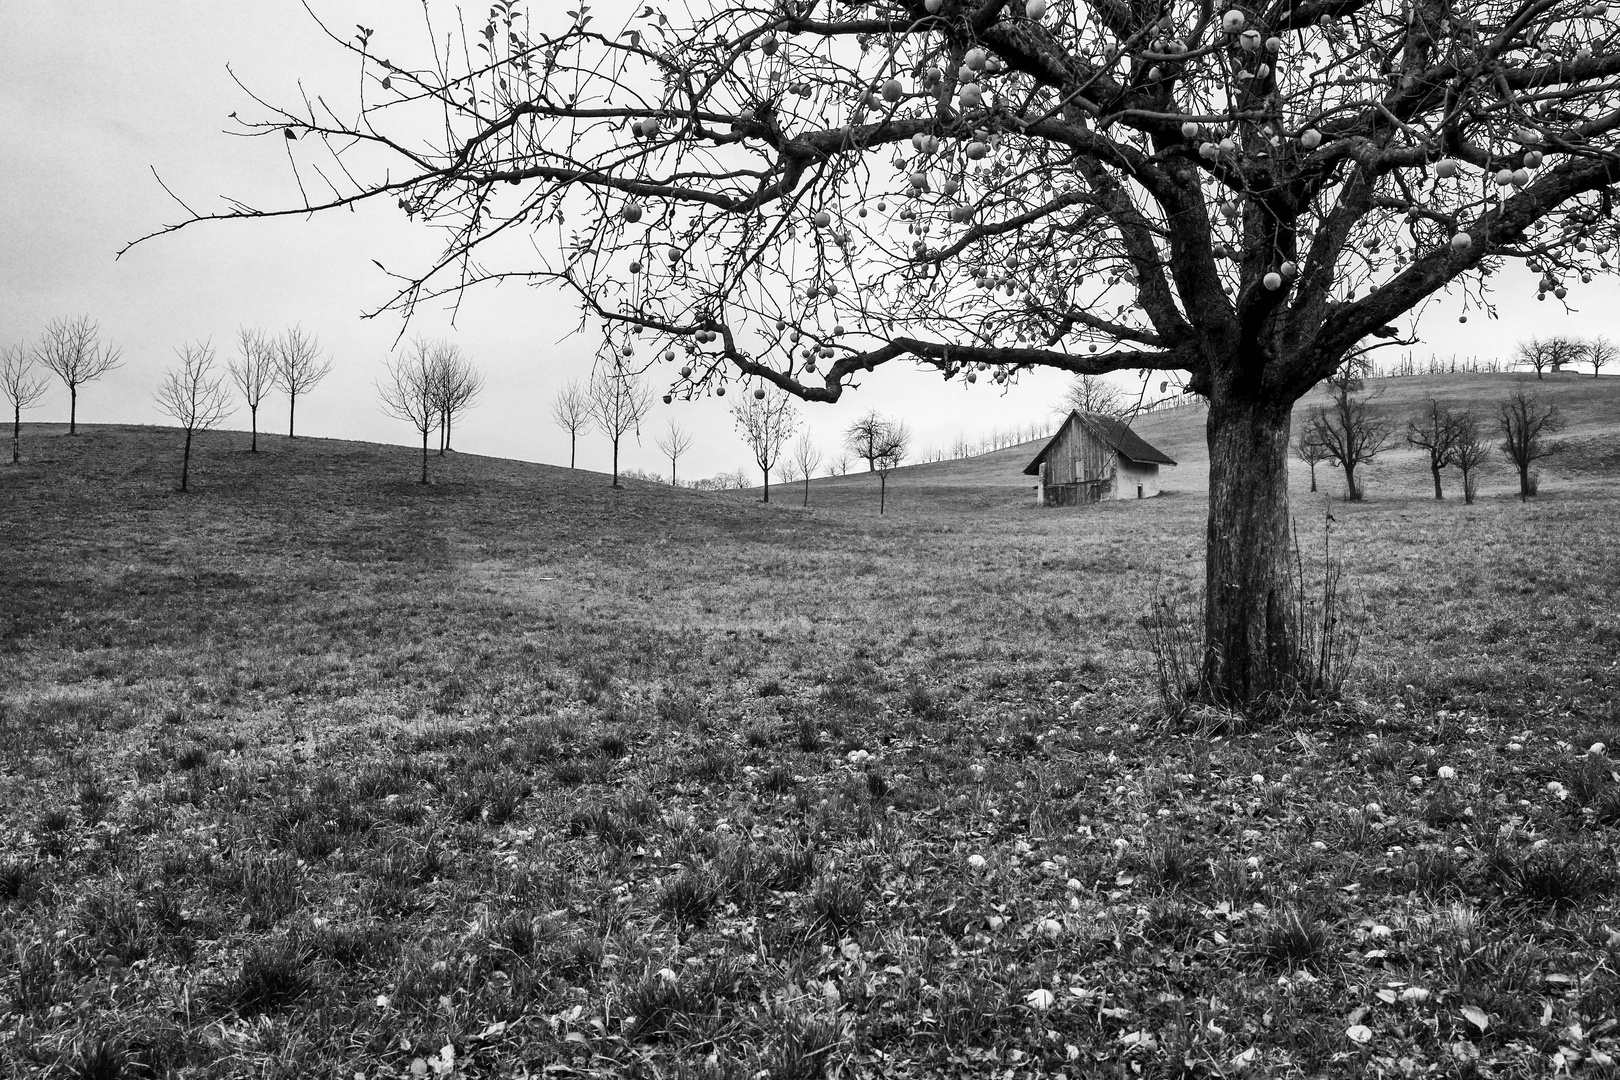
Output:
[612,435,620,487]
[250,405,258,452]
[421,427,429,484]
[1430,463,1443,500]
[69,384,78,435]
[1200,390,1300,706]
[670,459,676,485]
[1342,461,1361,501]
[180,428,193,492]
[289,394,297,438]
[879,472,887,514]
[802,475,809,507]
[1517,461,1530,500]
[762,467,770,503]
[11,405,19,464]
[570,433,577,469]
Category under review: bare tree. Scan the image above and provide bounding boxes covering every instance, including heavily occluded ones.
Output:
[846,414,909,514]
[732,388,798,503]
[228,328,276,452]
[139,0,1620,704]
[1405,399,1459,500]
[1515,337,1586,381]
[654,419,693,485]
[1059,374,1126,420]
[1306,372,1392,502]
[154,342,233,493]
[426,342,482,455]
[272,326,332,438]
[1450,410,1490,506]
[950,433,973,460]
[791,432,823,507]
[1589,336,1616,379]
[378,339,438,484]
[1,343,50,465]
[831,452,851,477]
[1293,424,1329,494]
[588,362,651,488]
[34,316,121,435]
[1498,388,1564,501]
[550,380,590,469]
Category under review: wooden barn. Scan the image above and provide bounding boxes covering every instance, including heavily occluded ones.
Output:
[1024,412,1177,506]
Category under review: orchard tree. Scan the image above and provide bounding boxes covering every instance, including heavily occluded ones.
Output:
[154,342,233,492]
[1,343,50,465]
[1292,422,1328,493]
[1058,374,1126,419]
[378,338,440,483]
[427,342,484,454]
[733,387,799,501]
[1589,335,1616,378]
[1498,386,1563,499]
[127,0,1620,707]
[550,380,591,468]
[1515,336,1587,379]
[588,360,652,487]
[655,418,694,484]
[35,316,121,435]
[272,326,332,438]
[1305,371,1391,501]
[847,412,910,512]
[790,431,824,505]
[1450,408,1490,504]
[229,328,276,452]
[1405,398,1458,499]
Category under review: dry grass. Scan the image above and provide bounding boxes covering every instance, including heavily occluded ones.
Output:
[1,385,1619,1077]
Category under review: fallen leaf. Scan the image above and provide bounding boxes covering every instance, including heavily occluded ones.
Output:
[1460,1005,1490,1033]
[1346,1024,1373,1044]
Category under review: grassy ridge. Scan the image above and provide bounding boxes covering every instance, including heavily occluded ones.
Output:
[1,414,1619,1078]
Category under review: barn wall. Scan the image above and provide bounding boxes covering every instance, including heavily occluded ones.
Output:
[1113,458,1161,499]
[1043,417,1111,489]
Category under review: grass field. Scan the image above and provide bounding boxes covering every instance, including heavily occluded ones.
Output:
[2,372,1619,1079]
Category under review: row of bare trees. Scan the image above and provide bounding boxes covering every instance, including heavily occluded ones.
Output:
[1515,337,1615,380]
[1,318,336,468]
[229,327,334,448]
[1297,378,1564,504]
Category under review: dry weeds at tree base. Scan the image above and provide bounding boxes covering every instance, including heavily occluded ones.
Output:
[1,426,1619,1077]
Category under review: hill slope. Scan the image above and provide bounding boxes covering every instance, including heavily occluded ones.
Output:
[796,372,1620,512]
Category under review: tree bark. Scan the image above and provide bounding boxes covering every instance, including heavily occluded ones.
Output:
[1308,463,1317,492]
[249,405,258,452]
[1430,464,1443,500]
[289,394,297,438]
[802,475,809,507]
[1200,389,1300,706]
[570,434,576,469]
[611,435,620,487]
[69,384,78,435]
[421,427,429,484]
[11,406,19,464]
[879,472,887,514]
[762,468,771,503]
[1517,461,1531,500]
[180,428,193,492]
[1342,461,1361,501]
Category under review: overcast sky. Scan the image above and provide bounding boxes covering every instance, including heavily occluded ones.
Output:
[3,2,1610,479]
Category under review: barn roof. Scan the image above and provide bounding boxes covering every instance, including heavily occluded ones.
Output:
[1022,412,1178,475]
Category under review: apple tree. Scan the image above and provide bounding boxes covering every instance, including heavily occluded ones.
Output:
[129,0,1620,706]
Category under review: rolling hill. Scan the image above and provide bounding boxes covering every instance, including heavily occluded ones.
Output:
[796,371,1620,512]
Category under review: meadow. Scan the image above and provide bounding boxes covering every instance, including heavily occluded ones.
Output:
[2,371,1618,1079]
